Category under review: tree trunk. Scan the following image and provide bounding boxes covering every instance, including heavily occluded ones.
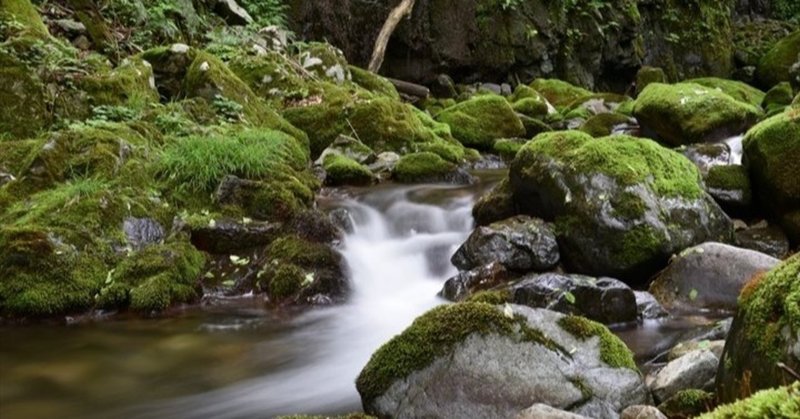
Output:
[368,0,416,73]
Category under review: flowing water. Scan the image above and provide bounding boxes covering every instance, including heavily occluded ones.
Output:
[0,171,727,418]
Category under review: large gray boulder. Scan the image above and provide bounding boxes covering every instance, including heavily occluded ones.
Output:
[356,303,649,419]
[451,215,559,272]
[649,349,719,403]
[648,242,779,311]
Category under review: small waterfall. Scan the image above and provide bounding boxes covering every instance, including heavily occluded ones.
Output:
[135,184,477,418]
[723,134,744,165]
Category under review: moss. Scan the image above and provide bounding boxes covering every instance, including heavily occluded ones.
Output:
[636,66,666,95]
[0,61,48,140]
[435,95,525,150]
[323,153,374,186]
[610,191,648,220]
[348,97,441,153]
[521,131,704,199]
[579,113,631,137]
[296,42,350,82]
[392,152,456,183]
[705,165,751,201]
[266,236,339,271]
[465,289,511,305]
[530,79,592,109]
[633,82,763,146]
[658,389,715,418]
[512,97,549,119]
[493,138,526,161]
[762,82,794,116]
[78,57,160,109]
[268,263,305,300]
[699,382,800,419]
[356,302,565,406]
[0,0,49,39]
[349,65,399,99]
[557,314,637,370]
[757,30,800,89]
[688,78,766,108]
[228,51,310,104]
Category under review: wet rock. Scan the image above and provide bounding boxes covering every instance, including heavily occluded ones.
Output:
[657,389,715,419]
[214,0,253,26]
[285,209,343,244]
[356,304,649,419]
[368,152,400,180]
[511,273,637,325]
[649,242,779,312]
[677,318,733,344]
[735,224,791,259]
[451,215,559,272]
[392,152,474,184]
[509,131,733,284]
[704,165,752,211]
[650,349,719,403]
[680,143,731,175]
[620,405,667,419]
[123,218,165,250]
[634,291,669,319]
[315,135,377,166]
[516,404,590,419]
[328,208,355,235]
[440,262,511,302]
[472,178,517,226]
[668,340,725,361]
[183,218,282,254]
[715,254,800,403]
[431,74,456,98]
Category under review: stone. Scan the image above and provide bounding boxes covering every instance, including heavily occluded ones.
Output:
[516,404,590,419]
[649,242,780,312]
[668,340,725,361]
[451,215,559,272]
[440,262,511,302]
[634,291,669,319]
[123,217,165,251]
[214,0,254,25]
[735,225,791,259]
[650,349,719,403]
[621,405,667,419]
[704,164,752,211]
[680,143,731,176]
[182,218,282,254]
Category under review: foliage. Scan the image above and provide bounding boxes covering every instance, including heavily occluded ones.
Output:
[239,0,288,28]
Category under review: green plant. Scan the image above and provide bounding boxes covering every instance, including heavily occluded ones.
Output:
[239,0,288,28]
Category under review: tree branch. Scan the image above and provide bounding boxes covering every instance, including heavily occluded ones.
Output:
[368,0,416,73]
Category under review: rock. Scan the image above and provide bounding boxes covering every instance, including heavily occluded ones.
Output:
[123,218,165,250]
[757,30,800,88]
[636,67,667,96]
[687,77,766,108]
[214,0,254,25]
[761,82,794,116]
[53,19,87,35]
[657,389,715,418]
[702,382,800,418]
[743,109,800,243]
[634,291,669,319]
[650,349,719,403]
[509,131,733,284]
[284,209,343,244]
[704,165,752,211]
[735,224,791,259]
[680,143,731,176]
[579,113,634,138]
[356,303,648,419]
[315,135,376,166]
[452,216,559,272]
[214,175,310,222]
[183,218,282,254]
[510,273,637,324]
[440,262,511,302]
[431,74,457,98]
[322,154,374,186]
[328,208,355,235]
[392,152,473,184]
[677,318,733,345]
[620,405,668,419]
[668,340,725,361]
[715,254,800,403]
[472,178,517,226]
[516,404,590,419]
[435,95,525,150]
[530,79,592,109]
[368,152,400,180]
[634,83,762,146]
[649,242,779,312]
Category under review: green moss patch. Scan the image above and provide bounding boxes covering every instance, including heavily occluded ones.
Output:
[658,389,715,418]
[392,152,456,183]
[435,95,525,150]
[530,79,592,109]
[323,154,374,186]
[757,30,800,89]
[699,382,800,419]
[557,314,637,370]
[688,77,766,108]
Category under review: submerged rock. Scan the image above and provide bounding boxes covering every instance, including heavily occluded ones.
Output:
[649,242,779,312]
[356,303,648,419]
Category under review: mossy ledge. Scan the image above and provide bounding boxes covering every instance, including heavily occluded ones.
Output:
[699,382,800,419]
[557,314,637,370]
[355,303,564,406]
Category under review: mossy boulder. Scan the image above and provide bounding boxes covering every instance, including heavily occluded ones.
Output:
[700,382,799,419]
[356,303,647,418]
[634,83,763,146]
[349,65,399,99]
[228,51,309,104]
[579,113,632,137]
[509,131,733,283]
[762,82,794,116]
[261,236,348,303]
[687,78,766,108]
[757,30,800,89]
[0,53,48,140]
[493,138,527,161]
[435,95,525,150]
[705,164,753,211]
[0,0,49,39]
[743,108,800,242]
[530,79,592,109]
[715,254,800,403]
[296,42,351,83]
[636,66,667,96]
[392,152,464,184]
[78,57,160,108]
[97,240,205,313]
[322,154,374,186]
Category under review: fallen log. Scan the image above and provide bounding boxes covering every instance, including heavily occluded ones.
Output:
[388,77,430,98]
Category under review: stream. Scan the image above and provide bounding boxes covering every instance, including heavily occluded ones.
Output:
[0,170,727,419]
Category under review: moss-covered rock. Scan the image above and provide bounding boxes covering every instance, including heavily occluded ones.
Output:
[0,0,49,39]
[700,382,799,419]
[715,254,800,403]
[296,42,351,83]
[228,51,310,104]
[687,78,766,108]
[579,113,632,137]
[762,82,795,116]
[78,57,160,108]
[530,79,593,110]
[261,235,347,302]
[557,314,637,370]
[658,389,715,419]
[493,138,527,162]
[392,152,459,184]
[472,178,517,226]
[0,53,48,139]
[98,240,205,312]
[757,30,800,89]
[349,65,399,99]
[634,82,763,146]
[435,95,525,150]
[323,154,374,186]
[636,66,667,96]
[509,131,732,282]
[705,164,752,211]
[743,108,800,242]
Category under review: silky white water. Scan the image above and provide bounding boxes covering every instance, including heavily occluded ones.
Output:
[134,184,477,418]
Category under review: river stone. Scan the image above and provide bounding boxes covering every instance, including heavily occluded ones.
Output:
[680,143,731,175]
[735,224,791,259]
[509,132,733,284]
[123,217,165,250]
[511,273,637,324]
[181,218,282,254]
[451,215,559,272]
[648,242,779,312]
[516,404,590,419]
[668,339,725,361]
[440,262,512,302]
[634,291,668,319]
[649,349,719,403]
[315,135,376,166]
[356,304,649,419]
[620,405,668,419]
